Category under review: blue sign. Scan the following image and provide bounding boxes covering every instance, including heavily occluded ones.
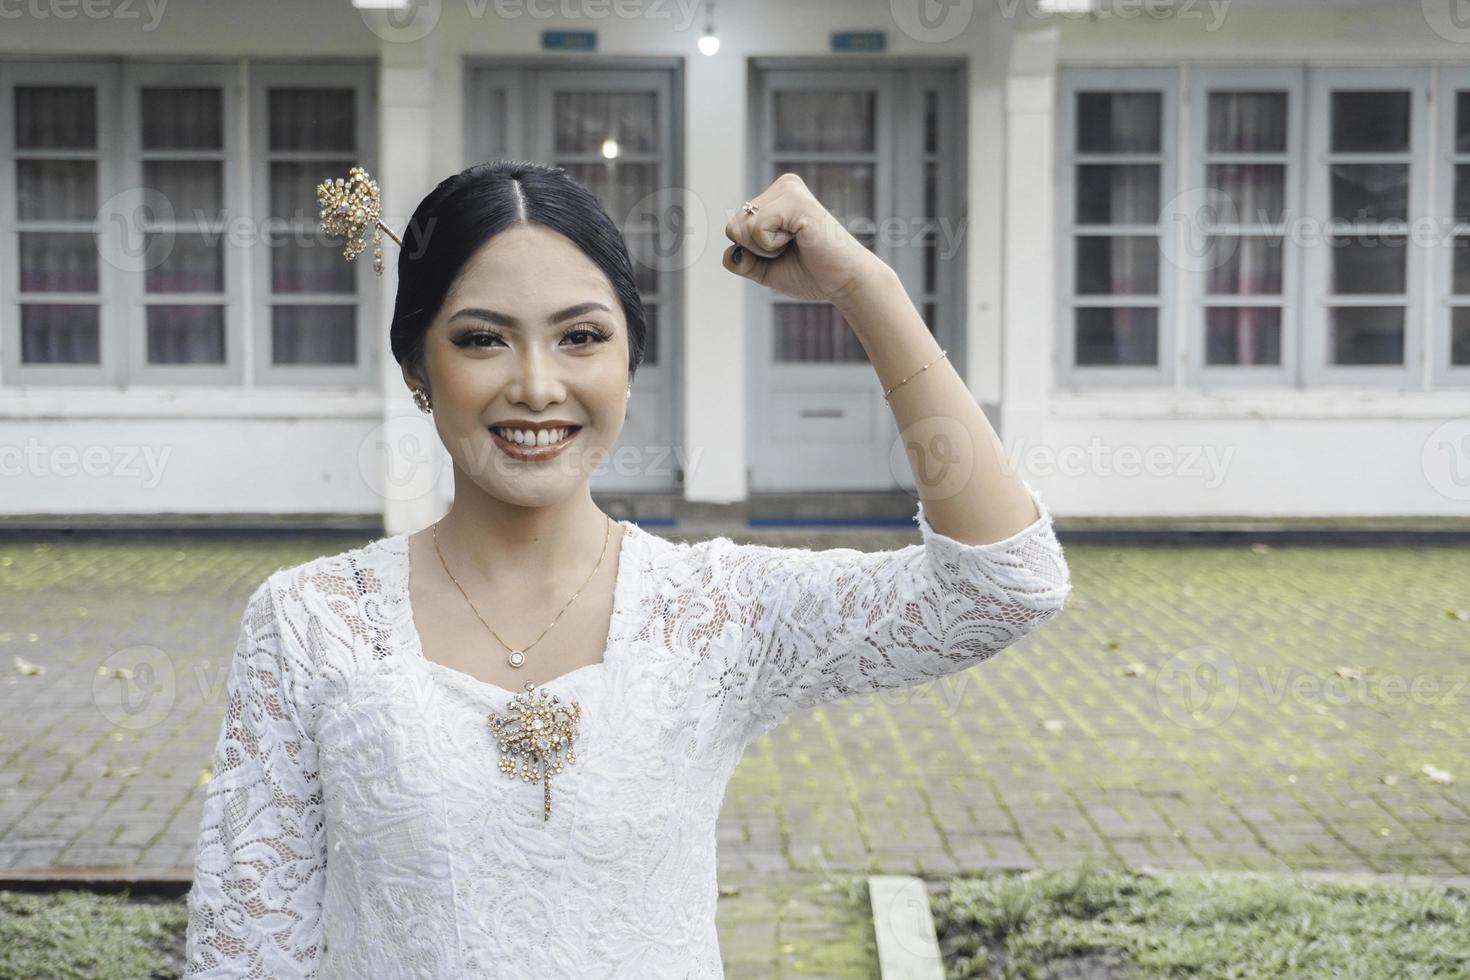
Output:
[831,31,885,52]
[543,31,596,51]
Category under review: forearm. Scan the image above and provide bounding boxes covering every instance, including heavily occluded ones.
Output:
[834,263,1040,546]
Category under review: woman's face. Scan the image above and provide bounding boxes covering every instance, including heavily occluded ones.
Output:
[406,224,631,508]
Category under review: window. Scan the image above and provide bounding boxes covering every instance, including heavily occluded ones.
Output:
[1437,68,1470,386]
[1058,65,1460,390]
[250,65,376,385]
[1057,69,1175,385]
[0,60,376,387]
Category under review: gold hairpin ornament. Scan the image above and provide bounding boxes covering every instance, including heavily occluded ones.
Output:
[316,165,403,276]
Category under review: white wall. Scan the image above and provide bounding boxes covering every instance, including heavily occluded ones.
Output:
[1007,2,1470,518]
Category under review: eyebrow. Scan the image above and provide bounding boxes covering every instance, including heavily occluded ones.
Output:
[448,302,613,328]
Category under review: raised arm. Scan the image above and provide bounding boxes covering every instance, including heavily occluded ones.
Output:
[707,480,1070,748]
[184,576,327,979]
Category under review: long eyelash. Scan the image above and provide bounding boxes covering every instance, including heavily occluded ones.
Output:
[452,324,611,348]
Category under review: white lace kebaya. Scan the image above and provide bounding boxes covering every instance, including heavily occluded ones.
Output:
[182,481,1072,978]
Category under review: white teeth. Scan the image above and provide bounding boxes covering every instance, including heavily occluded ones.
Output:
[492,427,573,447]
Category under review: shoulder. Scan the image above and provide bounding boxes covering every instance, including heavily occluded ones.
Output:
[244,531,409,619]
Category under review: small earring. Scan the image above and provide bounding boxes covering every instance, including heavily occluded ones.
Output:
[413,387,432,414]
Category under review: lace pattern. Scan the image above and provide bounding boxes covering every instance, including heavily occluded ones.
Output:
[183,481,1072,977]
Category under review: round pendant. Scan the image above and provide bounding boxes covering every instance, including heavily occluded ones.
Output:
[508,650,525,668]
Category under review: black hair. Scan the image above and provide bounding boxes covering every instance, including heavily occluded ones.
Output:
[389,159,647,389]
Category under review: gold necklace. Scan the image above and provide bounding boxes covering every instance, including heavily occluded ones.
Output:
[428,513,613,822]
[430,513,613,682]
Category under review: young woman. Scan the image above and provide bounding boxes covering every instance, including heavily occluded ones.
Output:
[182,160,1072,977]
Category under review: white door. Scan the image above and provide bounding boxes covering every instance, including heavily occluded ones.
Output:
[749,67,964,491]
[466,66,681,492]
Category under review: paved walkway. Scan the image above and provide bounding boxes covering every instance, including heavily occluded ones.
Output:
[2,529,1468,976]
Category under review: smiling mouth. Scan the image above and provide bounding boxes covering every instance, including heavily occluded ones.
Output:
[487,426,582,457]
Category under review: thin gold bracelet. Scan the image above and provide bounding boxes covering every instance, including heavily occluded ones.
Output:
[883,349,947,402]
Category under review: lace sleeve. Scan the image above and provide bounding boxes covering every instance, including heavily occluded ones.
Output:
[722,481,1072,748]
[184,575,327,979]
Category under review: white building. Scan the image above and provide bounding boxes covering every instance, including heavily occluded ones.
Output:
[2,0,1467,531]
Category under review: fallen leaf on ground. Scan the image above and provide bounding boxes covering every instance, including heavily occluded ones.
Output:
[13,655,44,676]
[1422,764,1454,785]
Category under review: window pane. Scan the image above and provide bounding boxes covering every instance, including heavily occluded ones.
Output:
[554,91,658,154]
[1205,307,1281,366]
[623,231,662,295]
[1076,236,1158,295]
[141,88,223,150]
[1330,164,1408,223]
[1459,92,1470,154]
[15,87,96,149]
[144,232,224,293]
[268,89,355,151]
[271,237,355,294]
[773,303,867,363]
[1330,235,1406,294]
[1330,307,1403,365]
[771,162,875,224]
[1206,92,1287,153]
[1076,164,1160,224]
[773,91,875,153]
[272,306,357,365]
[924,90,938,155]
[1330,91,1409,152]
[1205,164,1285,223]
[1075,307,1158,366]
[1454,237,1470,294]
[270,160,355,221]
[20,232,98,292]
[17,160,97,221]
[1205,237,1283,295]
[1453,308,1470,366]
[1076,92,1161,153]
[641,303,658,367]
[559,162,658,225]
[21,304,100,364]
[1456,166,1470,225]
[146,305,225,364]
[143,161,224,222]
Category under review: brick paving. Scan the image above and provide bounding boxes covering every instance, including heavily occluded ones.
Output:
[2,530,1468,975]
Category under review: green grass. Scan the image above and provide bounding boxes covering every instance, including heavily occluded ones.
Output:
[0,890,187,980]
[931,859,1470,979]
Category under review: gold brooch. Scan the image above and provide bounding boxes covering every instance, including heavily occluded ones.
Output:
[315,165,402,277]
[488,683,582,821]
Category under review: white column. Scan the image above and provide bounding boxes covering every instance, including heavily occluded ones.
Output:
[1001,28,1061,475]
[682,50,748,504]
[379,48,451,536]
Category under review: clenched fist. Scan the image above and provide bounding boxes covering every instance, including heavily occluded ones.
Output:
[722,172,893,306]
